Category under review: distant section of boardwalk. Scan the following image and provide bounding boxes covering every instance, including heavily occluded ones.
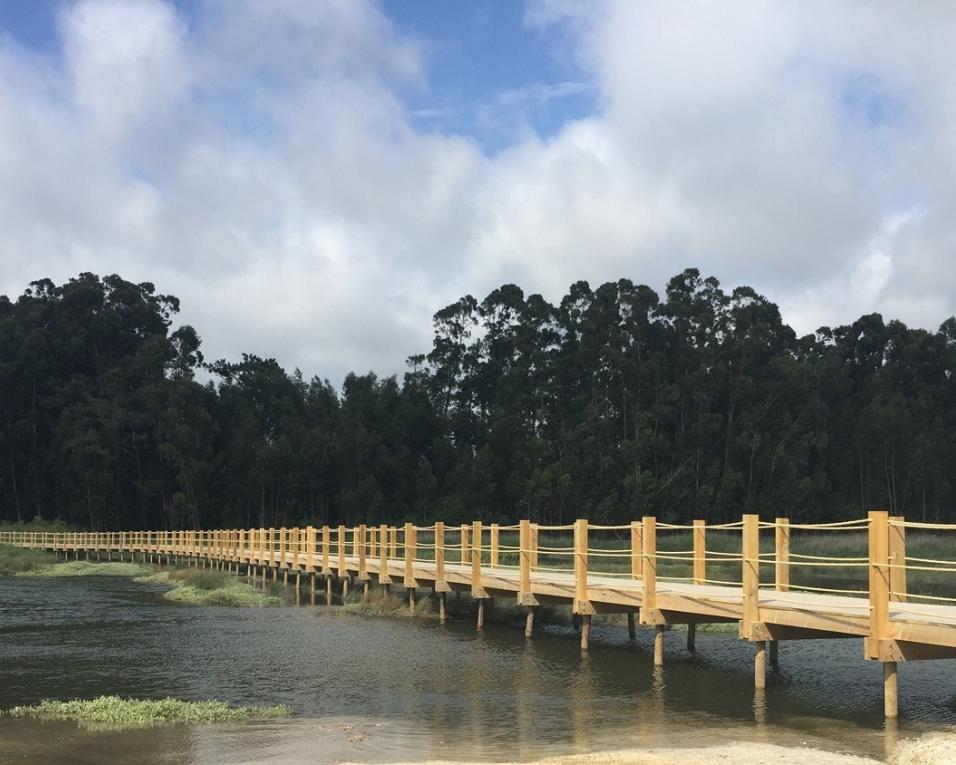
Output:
[5,511,956,718]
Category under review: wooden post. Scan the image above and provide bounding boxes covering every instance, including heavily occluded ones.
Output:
[472,521,486,601]
[580,615,591,652]
[654,625,665,666]
[337,525,346,581]
[519,519,532,601]
[868,510,890,659]
[279,527,288,569]
[889,516,906,603]
[525,608,535,638]
[574,519,589,616]
[358,524,368,582]
[530,523,539,570]
[755,640,767,690]
[775,518,790,592]
[305,526,316,573]
[322,526,331,573]
[379,523,391,585]
[405,523,416,614]
[640,516,657,621]
[693,520,706,585]
[461,524,471,565]
[435,521,446,590]
[490,523,499,568]
[627,611,636,640]
[630,520,643,580]
[389,527,398,560]
[884,661,898,718]
[742,514,760,640]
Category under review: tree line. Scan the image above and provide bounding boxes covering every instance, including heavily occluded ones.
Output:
[1,270,953,531]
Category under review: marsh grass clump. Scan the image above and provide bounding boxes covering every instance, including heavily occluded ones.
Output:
[26,560,151,578]
[136,567,281,607]
[6,696,291,731]
[0,544,57,576]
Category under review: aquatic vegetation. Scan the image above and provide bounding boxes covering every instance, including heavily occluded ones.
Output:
[136,568,281,607]
[25,560,151,578]
[0,544,57,576]
[340,587,434,618]
[6,695,291,730]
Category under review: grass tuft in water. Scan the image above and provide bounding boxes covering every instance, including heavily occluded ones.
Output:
[136,568,281,607]
[6,696,292,730]
[25,560,152,578]
[340,587,435,618]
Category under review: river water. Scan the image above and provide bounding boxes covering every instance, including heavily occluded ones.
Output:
[1,575,956,764]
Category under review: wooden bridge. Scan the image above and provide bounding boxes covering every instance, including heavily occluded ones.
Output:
[5,510,956,719]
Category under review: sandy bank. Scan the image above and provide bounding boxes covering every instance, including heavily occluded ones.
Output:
[344,733,956,765]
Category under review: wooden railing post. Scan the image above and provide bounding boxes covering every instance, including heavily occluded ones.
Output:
[404,523,415,588]
[471,521,486,597]
[868,510,891,659]
[640,516,657,623]
[889,516,906,603]
[358,524,368,581]
[322,526,331,573]
[389,527,398,560]
[693,519,706,585]
[379,523,391,584]
[490,523,499,568]
[741,514,760,639]
[574,519,591,614]
[435,521,446,589]
[305,526,316,572]
[775,518,790,592]
[519,520,533,603]
[631,521,643,580]
[337,525,346,577]
[461,523,471,565]
[530,523,539,570]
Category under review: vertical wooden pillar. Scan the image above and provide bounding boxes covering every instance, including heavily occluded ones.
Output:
[279,527,288,569]
[630,520,643,580]
[358,524,368,584]
[868,510,890,659]
[884,661,898,718]
[640,516,657,621]
[337,524,346,580]
[741,514,760,640]
[574,519,589,616]
[490,524,499,568]
[322,525,331,574]
[755,640,767,690]
[775,518,790,592]
[654,625,665,666]
[889,516,906,603]
[379,523,390,586]
[404,523,416,614]
[389,527,398,560]
[693,520,706,585]
[471,521,485,607]
[435,521,446,591]
[305,526,316,573]
[461,524,471,565]
[627,611,636,639]
[530,524,539,571]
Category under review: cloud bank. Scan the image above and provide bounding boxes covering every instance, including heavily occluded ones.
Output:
[2,0,955,383]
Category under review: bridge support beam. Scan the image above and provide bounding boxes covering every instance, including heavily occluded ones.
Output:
[754,641,766,689]
[884,662,898,718]
[525,607,535,638]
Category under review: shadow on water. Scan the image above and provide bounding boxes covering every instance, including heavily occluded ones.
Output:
[2,575,956,763]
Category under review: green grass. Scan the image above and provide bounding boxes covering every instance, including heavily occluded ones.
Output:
[24,560,152,578]
[340,587,434,618]
[5,696,291,731]
[0,544,57,576]
[136,568,281,607]
[0,518,77,533]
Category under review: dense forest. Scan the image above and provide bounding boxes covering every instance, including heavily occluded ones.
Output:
[1,270,954,531]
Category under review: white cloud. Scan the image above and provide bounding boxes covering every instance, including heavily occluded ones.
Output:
[2,0,956,386]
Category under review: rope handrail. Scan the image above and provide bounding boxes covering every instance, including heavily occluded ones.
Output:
[889,520,956,530]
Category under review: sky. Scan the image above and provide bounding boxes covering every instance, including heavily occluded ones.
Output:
[1,1,955,385]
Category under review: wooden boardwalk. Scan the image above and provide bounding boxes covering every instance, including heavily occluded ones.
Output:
[6,510,956,718]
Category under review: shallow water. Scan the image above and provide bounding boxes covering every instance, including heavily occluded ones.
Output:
[1,575,955,763]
